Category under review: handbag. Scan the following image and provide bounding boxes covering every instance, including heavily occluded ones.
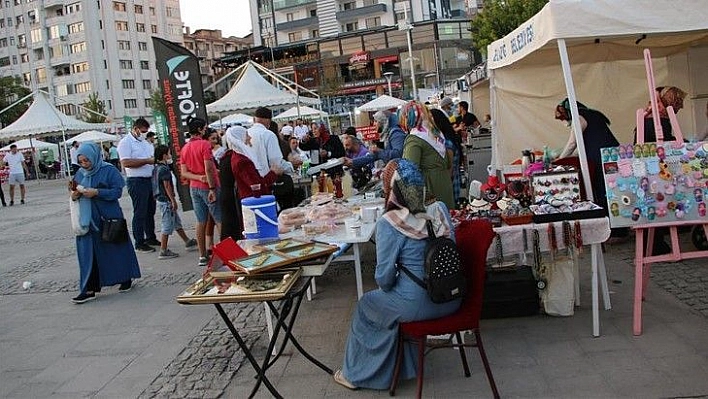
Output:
[101,217,129,243]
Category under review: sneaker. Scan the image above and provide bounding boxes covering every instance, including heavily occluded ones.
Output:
[135,244,156,253]
[20,199,24,205]
[9,201,13,206]
[145,238,161,246]
[72,292,96,304]
[158,249,179,259]
[184,238,198,251]
[118,280,132,292]
[198,256,209,267]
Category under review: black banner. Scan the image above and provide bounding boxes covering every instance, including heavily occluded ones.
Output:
[152,37,208,211]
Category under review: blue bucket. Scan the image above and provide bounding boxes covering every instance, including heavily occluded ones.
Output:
[241,195,279,240]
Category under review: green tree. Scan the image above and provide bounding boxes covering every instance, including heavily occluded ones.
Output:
[81,92,108,123]
[471,0,548,56]
[149,88,167,114]
[0,76,32,128]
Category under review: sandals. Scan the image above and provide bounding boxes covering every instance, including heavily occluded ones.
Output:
[333,369,357,390]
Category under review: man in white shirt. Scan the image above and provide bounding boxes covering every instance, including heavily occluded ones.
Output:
[3,144,29,205]
[293,118,309,141]
[248,107,294,177]
[69,141,80,175]
[118,118,159,253]
[280,122,294,140]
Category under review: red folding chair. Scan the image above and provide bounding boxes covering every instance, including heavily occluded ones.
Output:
[389,219,499,399]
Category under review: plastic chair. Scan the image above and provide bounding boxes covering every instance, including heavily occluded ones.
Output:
[389,219,499,399]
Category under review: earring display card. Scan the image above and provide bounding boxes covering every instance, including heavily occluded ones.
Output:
[601,142,708,228]
[531,171,581,206]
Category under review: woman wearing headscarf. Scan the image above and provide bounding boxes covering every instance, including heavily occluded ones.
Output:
[299,123,345,174]
[345,110,407,170]
[401,101,454,209]
[431,108,463,205]
[333,159,459,391]
[69,143,141,303]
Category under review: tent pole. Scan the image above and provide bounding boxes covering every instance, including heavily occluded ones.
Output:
[61,128,70,179]
[489,69,497,171]
[0,91,34,118]
[557,39,594,202]
[28,135,40,185]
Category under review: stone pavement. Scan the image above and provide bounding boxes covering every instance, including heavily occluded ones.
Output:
[1,179,708,398]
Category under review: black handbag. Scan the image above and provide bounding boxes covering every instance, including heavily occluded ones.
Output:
[101,217,129,243]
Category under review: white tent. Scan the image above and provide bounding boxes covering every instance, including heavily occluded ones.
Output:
[61,130,119,145]
[487,0,708,174]
[206,61,320,114]
[0,138,58,152]
[355,95,407,112]
[273,106,328,121]
[209,113,253,128]
[0,92,110,140]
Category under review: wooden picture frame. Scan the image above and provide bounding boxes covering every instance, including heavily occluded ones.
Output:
[176,268,303,304]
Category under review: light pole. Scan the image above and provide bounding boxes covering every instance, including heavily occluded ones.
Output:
[383,72,394,96]
[399,5,417,101]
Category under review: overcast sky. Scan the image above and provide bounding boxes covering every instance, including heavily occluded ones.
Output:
[180,0,253,38]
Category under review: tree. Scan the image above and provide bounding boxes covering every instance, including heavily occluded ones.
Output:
[81,92,108,123]
[0,76,32,128]
[471,0,548,56]
[149,88,167,114]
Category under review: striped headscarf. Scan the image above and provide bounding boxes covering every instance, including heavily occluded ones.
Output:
[400,101,446,157]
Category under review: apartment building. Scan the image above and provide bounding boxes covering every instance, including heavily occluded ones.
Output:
[0,0,183,120]
[182,27,252,94]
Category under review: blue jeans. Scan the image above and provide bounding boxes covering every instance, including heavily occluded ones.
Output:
[158,201,183,235]
[126,177,156,246]
[190,187,221,223]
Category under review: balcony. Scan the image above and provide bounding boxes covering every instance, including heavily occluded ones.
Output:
[43,0,64,8]
[272,0,316,11]
[276,16,317,32]
[336,4,386,20]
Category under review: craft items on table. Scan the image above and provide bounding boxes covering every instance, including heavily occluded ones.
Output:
[177,268,304,304]
[481,165,506,208]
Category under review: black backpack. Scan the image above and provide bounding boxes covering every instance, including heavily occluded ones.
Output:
[399,220,467,303]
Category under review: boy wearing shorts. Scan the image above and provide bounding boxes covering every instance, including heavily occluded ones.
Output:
[3,144,29,205]
[152,145,197,259]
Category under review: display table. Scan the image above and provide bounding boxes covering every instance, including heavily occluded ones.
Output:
[177,272,332,398]
[632,221,708,336]
[491,217,612,337]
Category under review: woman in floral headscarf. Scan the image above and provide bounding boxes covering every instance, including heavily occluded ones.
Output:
[401,101,454,209]
[333,159,458,391]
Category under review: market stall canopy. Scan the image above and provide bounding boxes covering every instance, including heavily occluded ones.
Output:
[206,61,320,114]
[61,130,119,145]
[0,92,110,141]
[487,0,708,168]
[355,95,407,112]
[0,138,58,152]
[273,106,328,121]
[209,113,254,128]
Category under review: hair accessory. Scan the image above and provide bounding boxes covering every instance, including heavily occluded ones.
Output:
[646,158,660,175]
[621,195,632,205]
[603,148,613,162]
[647,206,656,221]
[656,206,667,217]
[665,184,675,195]
[618,159,633,177]
[632,159,646,177]
[620,209,632,218]
[631,208,641,221]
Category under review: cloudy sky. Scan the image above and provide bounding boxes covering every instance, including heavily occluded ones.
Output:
[180,0,253,38]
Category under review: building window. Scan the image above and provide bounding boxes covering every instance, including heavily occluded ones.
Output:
[124,99,138,109]
[365,17,381,28]
[166,6,178,17]
[75,81,92,93]
[286,13,294,22]
[138,41,148,51]
[149,6,155,15]
[140,60,149,70]
[0,38,6,48]
[151,25,158,34]
[288,32,302,42]
[16,15,23,25]
[310,9,317,17]
[118,40,131,50]
[20,53,29,62]
[66,2,81,14]
[7,17,12,27]
[134,4,143,14]
[71,62,89,73]
[36,67,47,84]
[113,1,126,12]
[136,23,145,32]
[30,28,42,43]
[115,21,128,31]
[342,1,355,10]
[70,42,86,54]
[343,22,358,32]
[68,22,84,33]
[122,79,135,89]
[142,79,151,90]
[363,0,377,5]
[119,59,133,69]
[144,99,152,108]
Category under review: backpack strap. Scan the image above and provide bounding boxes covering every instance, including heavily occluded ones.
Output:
[426,220,437,239]
[398,264,427,290]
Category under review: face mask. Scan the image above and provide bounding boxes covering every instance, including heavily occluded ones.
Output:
[166,159,173,165]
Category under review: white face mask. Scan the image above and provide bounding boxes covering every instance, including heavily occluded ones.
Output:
[166,159,173,165]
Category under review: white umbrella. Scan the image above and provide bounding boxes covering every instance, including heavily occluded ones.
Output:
[355,94,407,112]
[273,106,328,121]
[209,113,253,129]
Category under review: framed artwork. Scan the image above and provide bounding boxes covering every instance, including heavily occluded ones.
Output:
[176,268,302,304]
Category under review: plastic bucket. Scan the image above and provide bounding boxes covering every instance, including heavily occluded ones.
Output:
[242,195,279,240]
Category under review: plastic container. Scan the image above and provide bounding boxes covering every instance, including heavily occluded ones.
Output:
[242,195,279,240]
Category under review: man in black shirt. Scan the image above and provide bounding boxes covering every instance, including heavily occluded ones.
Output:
[453,101,480,134]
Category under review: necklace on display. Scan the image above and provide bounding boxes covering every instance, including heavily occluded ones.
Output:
[532,229,547,290]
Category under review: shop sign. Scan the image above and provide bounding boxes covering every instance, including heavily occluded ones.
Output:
[357,125,379,142]
[349,51,370,65]
[342,78,386,89]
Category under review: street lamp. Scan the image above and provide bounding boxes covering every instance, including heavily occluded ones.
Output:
[383,72,394,96]
[399,5,417,101]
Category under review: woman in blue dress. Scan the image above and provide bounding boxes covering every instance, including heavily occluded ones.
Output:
[70,143,141,303]
[333,159,460,390]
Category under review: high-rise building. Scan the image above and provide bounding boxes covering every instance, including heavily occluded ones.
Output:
[0,0,183,120]
[251,0,470,47]
[182,28,253,92]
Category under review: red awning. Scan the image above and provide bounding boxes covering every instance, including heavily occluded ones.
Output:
[376,55,399,63]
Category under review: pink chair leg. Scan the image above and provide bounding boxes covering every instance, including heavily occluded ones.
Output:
[634,228,645,336]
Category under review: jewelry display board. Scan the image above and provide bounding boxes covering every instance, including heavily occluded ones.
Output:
[601,142,708,228]
[176,268,303,304]
[224,239,338,274]
[531,170,581,206]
